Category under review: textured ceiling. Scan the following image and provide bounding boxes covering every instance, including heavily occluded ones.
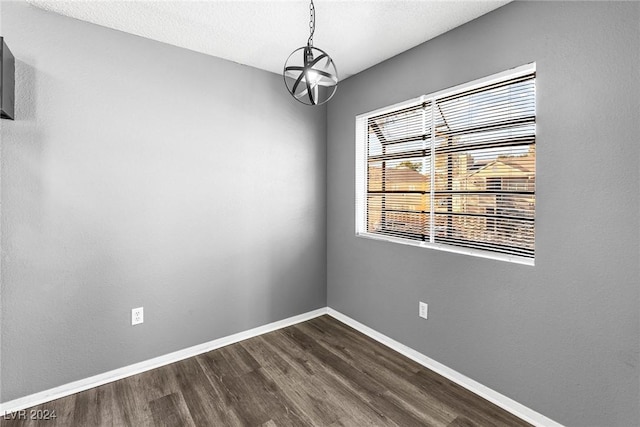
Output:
[27,0,510,79]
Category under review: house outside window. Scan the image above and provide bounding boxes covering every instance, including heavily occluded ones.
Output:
[355,63,536,265]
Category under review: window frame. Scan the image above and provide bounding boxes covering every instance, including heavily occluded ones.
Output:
[355,63,536,266]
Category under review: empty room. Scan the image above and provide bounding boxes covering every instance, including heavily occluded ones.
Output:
[0,0,638,426]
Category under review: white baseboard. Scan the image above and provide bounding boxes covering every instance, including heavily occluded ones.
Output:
[1,306,562,427]
[0,307,328,415]
[327,308,563,427]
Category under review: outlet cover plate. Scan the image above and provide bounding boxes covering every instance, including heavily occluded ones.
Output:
[419,302,428,319]
[132,307,144,325]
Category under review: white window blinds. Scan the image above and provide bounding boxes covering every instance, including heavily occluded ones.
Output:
[356,64,536,263]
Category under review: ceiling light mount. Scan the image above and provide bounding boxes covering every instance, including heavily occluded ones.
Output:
[283,0,338,106]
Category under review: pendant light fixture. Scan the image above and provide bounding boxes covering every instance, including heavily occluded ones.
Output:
[283,0,338,106]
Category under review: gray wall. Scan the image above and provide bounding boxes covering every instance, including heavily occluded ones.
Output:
[327,2,639,426]
[2,1,639,425]
[1,1,326,401]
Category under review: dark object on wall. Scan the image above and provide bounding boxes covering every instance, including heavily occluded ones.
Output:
[1,37,15,120]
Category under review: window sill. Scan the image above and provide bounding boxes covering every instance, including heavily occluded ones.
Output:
[356,231,535,266]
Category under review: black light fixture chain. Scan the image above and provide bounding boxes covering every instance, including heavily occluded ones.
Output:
[308,0,315,47]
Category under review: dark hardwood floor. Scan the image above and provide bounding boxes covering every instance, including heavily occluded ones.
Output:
[1,315,531,427]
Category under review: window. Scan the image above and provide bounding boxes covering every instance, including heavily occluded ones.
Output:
[355,64,536,265]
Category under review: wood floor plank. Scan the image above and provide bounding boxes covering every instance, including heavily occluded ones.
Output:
[410,368,529,426]
[298,319,458,425]
[252,333,398,426]
[173,357,240,426]
[195,350,253,424]
[72,387,100,426]
[219,367,312,427]
[148,392,196,427]
[47,394,77,427]
[283,325,390,397]
[306,316,529,427]
[277,326,406,426]
[98,382,128,427]
[113,374,154,427]
[241,336,343,425]
[310,315,424,375]
[287,322,443,427]
[447,415,482,427]
[2,315,533,427]
[137,364,178,401]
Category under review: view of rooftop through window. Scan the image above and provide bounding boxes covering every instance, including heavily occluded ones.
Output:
[358,65,536,262]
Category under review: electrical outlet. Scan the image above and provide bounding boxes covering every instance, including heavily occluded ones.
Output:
[419,302,428,319]
[132,307,144,325]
